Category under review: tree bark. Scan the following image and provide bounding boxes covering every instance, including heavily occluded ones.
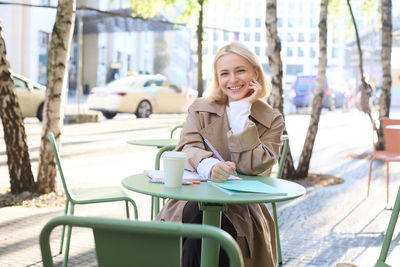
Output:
[347,0,377,134]
[36,0,75,193]
[378,0,392,149]
[0,20,35,194]
[196,0,204,97]
[266,0,284,114]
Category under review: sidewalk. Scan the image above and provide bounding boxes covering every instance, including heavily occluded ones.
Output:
[1,109,400,266]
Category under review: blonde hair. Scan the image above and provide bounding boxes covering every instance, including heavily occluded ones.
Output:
[206,41,269,103]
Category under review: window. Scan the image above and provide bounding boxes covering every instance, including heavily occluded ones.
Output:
[298,33,304,42]
[213,45,218,54]
[288,18,294,28]
[224,32,229,41]
[310,47,316,58]
[332,48,339,58]
[310,33,317,42]
[13,77,28,90]
[234,32,240,41]
[265,47,269,57]
[213,32,219,41]
[245,18,251,27]
[277,18,283,27]
[287,33,294,42]
[204,46,208,55]
[286,64,303,75]
[298,47,304,57]
[255,46,260,56]
[287,47,293,57]
[255,32,261,42]
[255,18,262,27]
[244,33,250,42]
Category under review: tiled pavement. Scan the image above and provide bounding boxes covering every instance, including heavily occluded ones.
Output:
[1,110,400,266]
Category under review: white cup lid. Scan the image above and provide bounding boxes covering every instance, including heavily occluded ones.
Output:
[163,151,186,159]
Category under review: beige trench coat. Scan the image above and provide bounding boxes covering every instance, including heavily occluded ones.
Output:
[156,98,285,267]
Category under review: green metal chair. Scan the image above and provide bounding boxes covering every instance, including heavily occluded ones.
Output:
[271,134,289,265]
[40,216,244,267]
[374,186,400,267]
[170,124,184,139]
[48,132,138,267]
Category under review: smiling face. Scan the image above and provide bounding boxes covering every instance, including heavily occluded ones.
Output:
[215,52,259,102]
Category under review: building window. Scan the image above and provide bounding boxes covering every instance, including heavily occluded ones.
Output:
[287,33,294,42]
[244,33,250,42]
[287,47,293,57]
[224,31,229,41]
[38,31,49,85]
[332,48,339,58]
[310,33,317,42]
[286,64,303,75]
[310,47,316,58]
[245,18,251,27]
[255,32,261,42]
[213,32,219,41]
[298,32,304,42]
[234,32,240,41]
[265,47,269,57]
[298,47,304,57]
[127,54,132,70]
[213,45,218,54]
[255,18,262,27]
[277,18,283,27]
[255,46,260,56]
[288,18,294,28]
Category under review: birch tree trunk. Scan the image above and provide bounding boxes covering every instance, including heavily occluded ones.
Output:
[377,0,392,149]
[196,0,204,97]
[36,0,75,193]
[282,0,329,179]
[0,20,35,194]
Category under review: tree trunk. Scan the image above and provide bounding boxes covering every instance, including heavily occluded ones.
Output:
[281,0,329,179]
[36,0,75,194]
[378,0,392,149]
[196,0,204,97]
[347,0,377,134]
[0,21,35,194]
[266,0,284,114]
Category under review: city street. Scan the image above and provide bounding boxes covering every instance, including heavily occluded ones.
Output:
[1,108,400,266]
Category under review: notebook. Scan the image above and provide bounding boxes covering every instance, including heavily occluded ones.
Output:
[208,180,287,196]
[143,170,241,182]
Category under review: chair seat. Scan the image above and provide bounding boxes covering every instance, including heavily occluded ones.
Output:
[70,186,130,203]
[373,152,400,161]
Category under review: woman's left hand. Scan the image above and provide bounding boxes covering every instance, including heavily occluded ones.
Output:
[211,161,237,183]
[242,79,262,103]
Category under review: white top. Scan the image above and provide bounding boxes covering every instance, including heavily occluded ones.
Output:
[197,101,252,179]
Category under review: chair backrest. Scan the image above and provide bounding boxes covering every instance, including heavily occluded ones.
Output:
[47,132,73,202]
[383,126,400,153]
[40,216,244,267]
[277,134,289,179]
[170,124,184,139]
[375,186,400,267]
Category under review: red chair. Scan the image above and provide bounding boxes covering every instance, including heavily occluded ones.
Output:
[368,118,400,203]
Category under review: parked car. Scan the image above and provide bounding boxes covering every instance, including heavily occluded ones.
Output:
[87,74,197,119]
[293,74,349,110]
[12,73,46,121]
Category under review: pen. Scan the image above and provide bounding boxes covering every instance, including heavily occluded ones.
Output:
[204,139,226,163]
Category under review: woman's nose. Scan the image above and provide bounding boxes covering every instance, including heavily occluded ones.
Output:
[228,73,237,83]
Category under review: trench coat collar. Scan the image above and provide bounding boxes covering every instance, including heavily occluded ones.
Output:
[192,98,275,128]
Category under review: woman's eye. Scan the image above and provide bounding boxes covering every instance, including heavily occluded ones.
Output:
[220,72,228,76]
[237,69,245,73]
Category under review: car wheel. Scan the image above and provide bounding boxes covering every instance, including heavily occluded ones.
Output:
[135,100,152,118]
[102,111,117,119]
[37,103,44,122]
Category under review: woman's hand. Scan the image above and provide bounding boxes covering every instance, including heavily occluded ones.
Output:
[242,79,262,103]
[211,161,237,183]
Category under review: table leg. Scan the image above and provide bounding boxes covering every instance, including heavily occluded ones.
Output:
[199,203,227,267]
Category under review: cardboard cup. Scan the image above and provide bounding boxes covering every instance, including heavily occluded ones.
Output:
[163,151,186,188]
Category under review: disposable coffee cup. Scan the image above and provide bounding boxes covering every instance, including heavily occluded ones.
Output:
[163,151,186,188]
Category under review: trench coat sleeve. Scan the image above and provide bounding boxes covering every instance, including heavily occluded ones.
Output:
[174,104,213,172]
[227,111,285,175]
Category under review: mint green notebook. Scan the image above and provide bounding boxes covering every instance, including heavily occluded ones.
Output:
[208,180,287,196]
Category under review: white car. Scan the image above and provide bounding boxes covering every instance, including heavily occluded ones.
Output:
[87,74,197,119]
[12,73,46,121]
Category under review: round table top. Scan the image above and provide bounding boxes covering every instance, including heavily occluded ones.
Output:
[127,139,179,148]
[122,174,306,204]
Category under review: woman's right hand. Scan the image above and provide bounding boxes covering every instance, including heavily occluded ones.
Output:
[211,161,237,183]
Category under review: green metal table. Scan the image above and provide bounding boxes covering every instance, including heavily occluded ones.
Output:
[122,174,305,267]
[127,139,179,219]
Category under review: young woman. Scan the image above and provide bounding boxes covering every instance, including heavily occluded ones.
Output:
[156,41,285,267]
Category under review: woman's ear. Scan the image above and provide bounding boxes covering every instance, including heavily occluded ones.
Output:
[254,67,260,80]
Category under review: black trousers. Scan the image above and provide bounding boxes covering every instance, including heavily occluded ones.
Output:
[182,202,237,267]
